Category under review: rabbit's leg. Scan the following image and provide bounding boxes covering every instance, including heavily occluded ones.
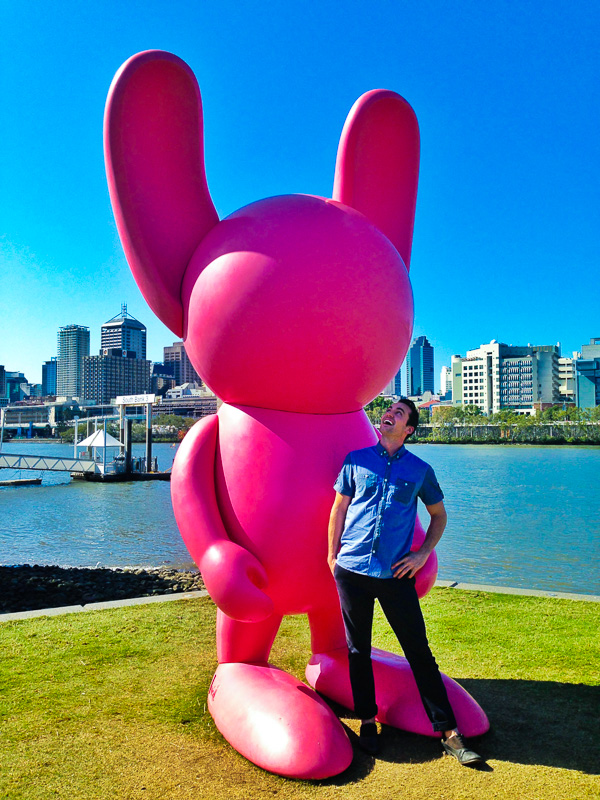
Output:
[306,594,488,738]
[307,646,489,738]
[209,610,353,779]
[306,598,347,654]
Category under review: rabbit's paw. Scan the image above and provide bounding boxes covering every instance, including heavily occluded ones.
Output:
[201,540,273,622]
[306,647,489,738]
[208,662,353,779]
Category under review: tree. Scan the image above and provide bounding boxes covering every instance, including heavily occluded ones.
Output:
[428,406,464,424]
[364,397,390,423]
[489,409,520,424]
[589,406,600,422]
[462,405,483,418]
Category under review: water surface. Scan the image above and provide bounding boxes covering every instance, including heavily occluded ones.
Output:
[1,441,598,596]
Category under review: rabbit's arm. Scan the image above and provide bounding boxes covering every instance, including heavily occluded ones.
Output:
[171,414,273,622]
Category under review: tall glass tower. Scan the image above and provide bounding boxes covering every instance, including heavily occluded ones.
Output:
[406,335,434,396]
[41,357,58,396]
[57,325,90,397]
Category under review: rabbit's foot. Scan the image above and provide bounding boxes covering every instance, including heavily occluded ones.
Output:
[306,647,489,737]
[208,662,353,778]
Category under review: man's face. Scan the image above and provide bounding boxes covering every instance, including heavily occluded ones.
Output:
[379,402,415,439]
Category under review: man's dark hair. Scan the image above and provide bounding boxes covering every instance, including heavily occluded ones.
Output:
[397,398,419,436]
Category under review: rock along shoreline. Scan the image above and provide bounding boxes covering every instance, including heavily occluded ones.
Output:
[0,565,205,614]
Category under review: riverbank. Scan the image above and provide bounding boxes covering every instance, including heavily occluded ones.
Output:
[8,428,600,445]
[0,564,205,614]
[412,422,600,444]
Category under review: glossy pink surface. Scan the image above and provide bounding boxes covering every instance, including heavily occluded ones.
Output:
[183,195,412,412]
[105,50,488,778]
[306,648,490,738]
[104,51,218,337]
[209,663,353,779]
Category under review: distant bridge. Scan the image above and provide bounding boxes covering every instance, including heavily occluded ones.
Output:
[0,453,99,474]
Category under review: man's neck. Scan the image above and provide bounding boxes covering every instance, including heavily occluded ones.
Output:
[379,434,406,456]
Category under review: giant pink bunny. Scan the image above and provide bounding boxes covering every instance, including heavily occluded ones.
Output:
[105,50,488,779]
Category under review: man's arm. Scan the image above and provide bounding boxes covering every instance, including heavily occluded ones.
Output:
[328,492,352,573]
[391,500,447,579]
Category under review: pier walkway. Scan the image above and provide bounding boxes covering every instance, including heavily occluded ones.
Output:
[0,453,99,475]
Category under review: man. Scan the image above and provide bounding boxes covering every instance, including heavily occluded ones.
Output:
[328,398,482,765]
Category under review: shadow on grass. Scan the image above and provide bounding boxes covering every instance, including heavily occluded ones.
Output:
[314,677,600,781]
[122,662,600,786]
[457,678,600,774]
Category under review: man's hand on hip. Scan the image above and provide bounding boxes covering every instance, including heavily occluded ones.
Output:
[392,549,429,579]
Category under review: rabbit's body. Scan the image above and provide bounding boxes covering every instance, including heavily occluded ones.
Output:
[175,404,376,618]
[105,50,488,779]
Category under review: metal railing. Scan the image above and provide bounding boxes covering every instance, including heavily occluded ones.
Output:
[0,453,99,473]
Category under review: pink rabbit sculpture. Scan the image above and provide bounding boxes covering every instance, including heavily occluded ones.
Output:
[104,50,488,779]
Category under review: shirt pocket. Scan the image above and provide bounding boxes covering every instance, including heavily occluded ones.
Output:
[356,472,378,495]
[392,479,416,505]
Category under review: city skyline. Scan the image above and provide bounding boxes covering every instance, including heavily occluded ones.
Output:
[1,324,597,411]
[2,313,593,400]
[2,3,599,385]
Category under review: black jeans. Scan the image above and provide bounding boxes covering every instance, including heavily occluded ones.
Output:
[334,563,457,732]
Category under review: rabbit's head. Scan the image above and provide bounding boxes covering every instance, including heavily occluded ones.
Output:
[105,51,420,414]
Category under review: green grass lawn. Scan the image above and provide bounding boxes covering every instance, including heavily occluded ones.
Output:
[1,589,598,800]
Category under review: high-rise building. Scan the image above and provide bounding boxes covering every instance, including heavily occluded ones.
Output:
[581,337,600,360]
[57,324,90,397]
[440,366,452,398]
[82,348,151,405]
[558,356,576,404]
[0,365,5,399]
[380,366,402,396]
[41,357,58,396]
[5,371,29,403]
[393,367,402,396]
[406,336,434,396]
[101,304,147,359]
[576,337,600,409]
[452,341,560,414]
[451,355,463,405]
[150,362,176,397]
[164,341,202,387]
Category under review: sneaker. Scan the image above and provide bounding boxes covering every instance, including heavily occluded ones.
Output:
[442,732,482,765]
[358,722,380,755]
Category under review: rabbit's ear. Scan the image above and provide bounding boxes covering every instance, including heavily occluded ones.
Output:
[104,51,219,336]
[332,90,420,270]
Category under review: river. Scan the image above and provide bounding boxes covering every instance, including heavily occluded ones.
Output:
[0,441,598,596]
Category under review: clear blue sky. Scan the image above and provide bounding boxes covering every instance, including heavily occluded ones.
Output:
[2,1,598,391]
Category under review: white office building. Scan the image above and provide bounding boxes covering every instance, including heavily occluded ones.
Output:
[558,356,577,403]
[452,341,560,415]
[440,366,452,398]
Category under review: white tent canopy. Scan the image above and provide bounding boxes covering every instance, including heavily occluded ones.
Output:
[76,430,122,449]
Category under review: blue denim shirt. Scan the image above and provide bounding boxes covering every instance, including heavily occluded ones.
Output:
[334,442,444,579]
